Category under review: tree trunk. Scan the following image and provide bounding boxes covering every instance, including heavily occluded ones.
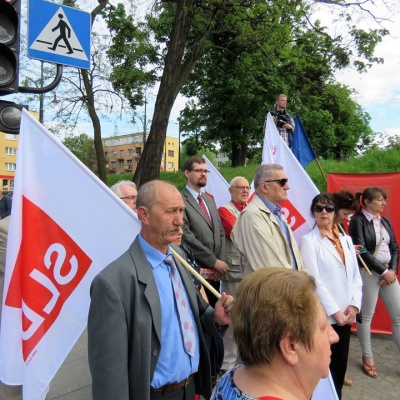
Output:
[77,0,109,184]
[231,140,247,167]
[81,69,107,183]
[133,0,215,186]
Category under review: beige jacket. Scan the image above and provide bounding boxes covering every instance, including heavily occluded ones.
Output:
[231,195,305,277]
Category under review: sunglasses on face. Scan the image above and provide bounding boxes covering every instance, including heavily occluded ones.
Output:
[313,205,335,213]
[264,178,288,187]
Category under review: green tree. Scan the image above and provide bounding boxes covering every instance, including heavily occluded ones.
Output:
[63,133,96,171]
[104,0,390,175]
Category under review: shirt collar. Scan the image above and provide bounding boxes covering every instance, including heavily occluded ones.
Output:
[231,199,247,211]
[138,234,172,270]
[186,185,202,200]
[362,209,380,223]
[257,194,277,214]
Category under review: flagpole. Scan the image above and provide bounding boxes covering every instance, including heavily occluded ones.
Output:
[171,248,222,299]
[337,224,372,275]
[315,157,327,183]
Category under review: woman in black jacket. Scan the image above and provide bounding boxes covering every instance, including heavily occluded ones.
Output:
[349,187,400,379]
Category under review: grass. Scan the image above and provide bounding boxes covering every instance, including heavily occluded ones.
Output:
[107,147,400,192]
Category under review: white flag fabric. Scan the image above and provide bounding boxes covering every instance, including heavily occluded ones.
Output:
[263,114,337,400]
[0,110,141,400]
[203,155,230,208]
[202,118,336,400]
[262,113,319,243]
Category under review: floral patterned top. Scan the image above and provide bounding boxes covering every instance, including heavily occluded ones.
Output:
[211,366,283,400]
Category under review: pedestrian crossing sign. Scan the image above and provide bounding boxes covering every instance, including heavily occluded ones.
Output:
[28,0,91,69]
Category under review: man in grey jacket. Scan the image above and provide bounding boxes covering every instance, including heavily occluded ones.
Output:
[88,180,232,400]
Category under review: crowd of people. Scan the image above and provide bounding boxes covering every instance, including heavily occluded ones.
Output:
[2,150,396,400]
[86,156,400,400]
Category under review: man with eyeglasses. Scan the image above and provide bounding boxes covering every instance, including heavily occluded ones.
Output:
[181,156,228,384]
[110,180,138,212]
[231,164,305,277]
[217,176,250,372]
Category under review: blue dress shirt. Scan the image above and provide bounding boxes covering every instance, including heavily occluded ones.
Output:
[138,235,200,387]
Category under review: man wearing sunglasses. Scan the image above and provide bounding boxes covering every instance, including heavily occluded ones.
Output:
[231,164,305,277]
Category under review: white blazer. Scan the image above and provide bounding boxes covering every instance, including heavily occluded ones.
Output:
[300,226,362,325]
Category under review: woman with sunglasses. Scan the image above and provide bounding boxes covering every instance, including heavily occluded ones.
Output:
[349,187,400,379]
[332,190,361,388]
[300,193,362,399]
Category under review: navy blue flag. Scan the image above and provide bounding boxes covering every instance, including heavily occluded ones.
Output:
[292,115,316,168]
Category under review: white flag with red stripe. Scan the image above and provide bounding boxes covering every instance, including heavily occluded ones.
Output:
[203,117,337,400]
[0,110,141,400]
[262,113,319,243]
[263,114,337,400]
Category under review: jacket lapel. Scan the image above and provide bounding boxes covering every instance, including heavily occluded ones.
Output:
[129,238,162,344]
[183,188,213,228]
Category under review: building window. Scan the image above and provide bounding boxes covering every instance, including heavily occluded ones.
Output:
[168,162,174,169]
[119,160,124,168]
[128,160,133,169]
[112,150,116,157]
[5,134,18,141]
[136,147,142,156]
[168,150,174,157]
[5,147,17,155]
[120,150,124,158]
[128,149,133,155]
[111,161,116,169]
[5,163,16,171]
[104,152,108,159]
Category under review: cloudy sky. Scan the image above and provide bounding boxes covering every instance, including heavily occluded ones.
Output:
[331,4,400,136]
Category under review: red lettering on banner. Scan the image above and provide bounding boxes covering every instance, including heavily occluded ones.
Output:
[5,196,92,361]
[280,199,306,231]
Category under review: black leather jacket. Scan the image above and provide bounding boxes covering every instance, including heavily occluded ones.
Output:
[349,212,399,274]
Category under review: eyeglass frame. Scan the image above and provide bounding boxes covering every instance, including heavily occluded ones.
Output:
[263,178,288,187]
[190,169,211,174]
[231,185,250,191]
[120,195,137,201]
[312,205,335,213]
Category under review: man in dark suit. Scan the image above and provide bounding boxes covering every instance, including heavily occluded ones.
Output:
[181,156,228,304]
[88,180,232,400]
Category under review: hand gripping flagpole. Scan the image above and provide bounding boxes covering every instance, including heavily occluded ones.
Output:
[171,248,222,299]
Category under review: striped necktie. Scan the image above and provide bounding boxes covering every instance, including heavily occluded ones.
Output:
[197,194,211,224]
[165,255,196,357]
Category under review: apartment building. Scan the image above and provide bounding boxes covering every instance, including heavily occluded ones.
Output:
[0,132,18,191]
[102,133,179,175]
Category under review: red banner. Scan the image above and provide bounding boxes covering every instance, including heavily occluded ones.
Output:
[328,172,400,334]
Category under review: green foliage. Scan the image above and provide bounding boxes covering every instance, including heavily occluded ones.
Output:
[103,3,159,109]
[62,134,96,171]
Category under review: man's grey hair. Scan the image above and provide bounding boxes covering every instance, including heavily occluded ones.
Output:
[110,180,137,197]
[254,164,283,191]
[136,180,176,211]
[229,176,247,187]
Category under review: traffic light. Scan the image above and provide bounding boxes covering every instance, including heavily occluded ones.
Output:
[0,100,26,133]
[0,0,21,95]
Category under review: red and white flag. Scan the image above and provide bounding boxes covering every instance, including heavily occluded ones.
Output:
[263,114,337,400]
[203,118,337,400]
[0,110,141,400]
[262,113,319,243]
